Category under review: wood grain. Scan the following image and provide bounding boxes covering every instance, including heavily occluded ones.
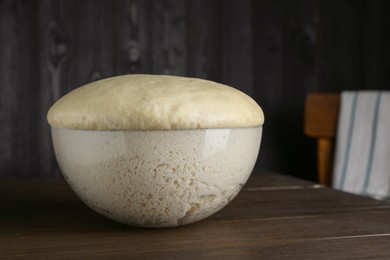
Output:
[316,138,333,185]
[115,0,151,75]
[186,0,222,81]
[304,92,340,185]
[304,92,340,138]
[150,0,186,76]
[0,0,40,178]
[252,0,285,171]
[1,1,390,179]
[252,0,318,178]
[363,0,390,90]
[315,0,363,91]
[38,0,69,178]
[281,0,317,179]
[1,171,390,258]
[220,0,253,96]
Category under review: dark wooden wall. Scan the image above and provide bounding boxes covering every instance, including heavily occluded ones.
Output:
[1,0,389,180]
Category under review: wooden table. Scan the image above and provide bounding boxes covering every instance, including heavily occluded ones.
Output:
[1,170,390,258]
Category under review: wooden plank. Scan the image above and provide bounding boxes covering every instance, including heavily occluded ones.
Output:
[220,0,253,95]
[0,0,18,177]
[0,0,40,178]
[62,0,116,87]
[114,0,151,75]
[251,0,284,171]
[1,208,390,257]
[38,0,70,178]
[315,0,390,92]
[315,0,363,91]
[10,235,390,259]
[149,0,186,76]
[216,187,390,220]
[280,0,317,180]
[245,170,314,188]
[186,0,222,81]
[44,236,387,259]
[363,0,390,90]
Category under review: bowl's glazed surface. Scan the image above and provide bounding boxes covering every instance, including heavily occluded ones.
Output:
[52,126,262,227]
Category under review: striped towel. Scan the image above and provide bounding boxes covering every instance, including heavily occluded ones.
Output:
[333,91,390,200]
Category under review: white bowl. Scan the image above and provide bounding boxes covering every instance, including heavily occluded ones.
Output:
[52,126,262,227]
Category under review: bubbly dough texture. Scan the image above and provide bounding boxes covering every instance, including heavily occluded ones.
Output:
[47,74,264,130]
[52,127,262,227]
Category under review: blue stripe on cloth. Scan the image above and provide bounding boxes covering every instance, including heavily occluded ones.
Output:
[388,170,390,198]
[338,92,358,190]
[362,91,383,194]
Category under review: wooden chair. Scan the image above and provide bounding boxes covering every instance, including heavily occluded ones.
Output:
[304,92,340,186]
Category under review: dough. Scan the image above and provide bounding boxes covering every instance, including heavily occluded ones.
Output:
[47,74,264,130]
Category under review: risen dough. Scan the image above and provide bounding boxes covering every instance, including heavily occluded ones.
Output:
[47,74,264,130]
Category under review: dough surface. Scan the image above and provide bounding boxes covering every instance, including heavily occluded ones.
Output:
[47,74,264,130]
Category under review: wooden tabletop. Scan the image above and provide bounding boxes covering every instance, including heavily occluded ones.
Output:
[1,170,390,259]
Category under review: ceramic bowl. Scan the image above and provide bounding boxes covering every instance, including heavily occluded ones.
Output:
[52,126,262,227]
